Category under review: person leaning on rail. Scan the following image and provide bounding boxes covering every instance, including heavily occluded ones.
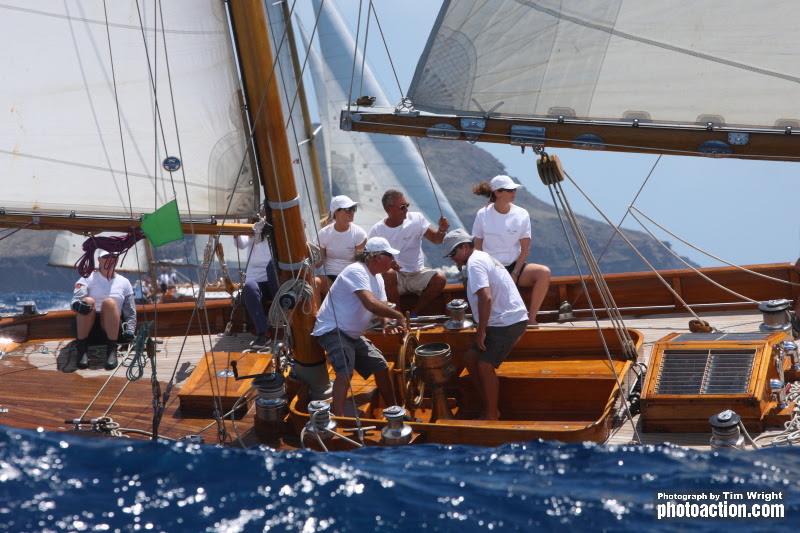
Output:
[311,236,407,416]
[368,189,449,316]
[313,194,367,299]
[472,175,551,326]
[443,229,528,420]
[71,250,137,370]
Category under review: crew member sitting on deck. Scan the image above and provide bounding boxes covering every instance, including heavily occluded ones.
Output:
[314,194,367,298]
[368,189,449,315]
[71,250,137,370]
[312,236,407,416]
[443,229,528,420]
[235,216,279,349]
[472,175,551,326]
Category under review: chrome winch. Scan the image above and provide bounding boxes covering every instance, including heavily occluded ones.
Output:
[708,409,744,449]
[759,299,792,334]
[252,372,288,441]
[415,342,456,420]
[444,299,473,330]
[381,405,413,445]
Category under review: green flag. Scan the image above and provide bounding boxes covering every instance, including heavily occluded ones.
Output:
[141,200,184,247]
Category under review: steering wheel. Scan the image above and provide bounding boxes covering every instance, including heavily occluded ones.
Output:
[395,331,425,410]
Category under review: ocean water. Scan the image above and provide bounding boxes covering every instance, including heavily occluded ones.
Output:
[0,291,72,315]
[0,428,797,532]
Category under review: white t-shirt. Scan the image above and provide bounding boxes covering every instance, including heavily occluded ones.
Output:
[368,211,430,272]
[75,271,134,312]
[318,223,368,276]
[236,236,273,283]
[465,250,528,327]
[471,204,532,266]
[312,262,386,338]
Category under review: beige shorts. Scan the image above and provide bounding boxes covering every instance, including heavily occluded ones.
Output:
[396,268,437,295]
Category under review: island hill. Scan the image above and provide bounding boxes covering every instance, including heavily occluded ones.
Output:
[0,139,694,292]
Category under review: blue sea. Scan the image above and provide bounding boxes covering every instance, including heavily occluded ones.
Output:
[0,291,72,315]
[1,293,798,531]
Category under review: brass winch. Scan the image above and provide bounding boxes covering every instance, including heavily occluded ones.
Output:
[415,342,456,420]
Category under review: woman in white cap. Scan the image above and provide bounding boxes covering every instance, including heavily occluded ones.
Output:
[472,175,551,326]
[315,194,368,297]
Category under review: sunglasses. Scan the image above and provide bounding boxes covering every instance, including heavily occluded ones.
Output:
[337,206,357,213]
[394,203,410,210]
[496,188,516,193]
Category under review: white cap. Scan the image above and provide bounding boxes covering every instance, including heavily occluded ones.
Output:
[98,249,117,259]
[329,195,357,213]
[490,174,521,192]
[364,236,400,256]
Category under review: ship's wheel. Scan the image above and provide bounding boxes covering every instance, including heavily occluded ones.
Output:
[395,331,425,410]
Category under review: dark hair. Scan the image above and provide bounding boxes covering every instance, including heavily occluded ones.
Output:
[472,182,496,202]
[381,189,403,209]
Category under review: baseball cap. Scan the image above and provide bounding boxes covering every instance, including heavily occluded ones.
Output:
[98,250,118,259]
[365,236,400,256]
[442,229,473,257]
[490,174,522,191]
[329,195,358,213]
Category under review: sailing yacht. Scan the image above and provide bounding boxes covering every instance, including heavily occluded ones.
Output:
[0,1,798,451]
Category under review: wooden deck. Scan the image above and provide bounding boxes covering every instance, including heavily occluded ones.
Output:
[0,308,790,449]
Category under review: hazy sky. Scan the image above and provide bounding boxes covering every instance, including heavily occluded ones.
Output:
[295,0,797,268]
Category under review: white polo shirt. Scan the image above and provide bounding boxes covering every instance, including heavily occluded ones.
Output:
[318,223,368,276]
[368,212,430,272]
[75,271,134,312]
[472,204,531,266]
[465,250,528,327]
[312,262,386,338]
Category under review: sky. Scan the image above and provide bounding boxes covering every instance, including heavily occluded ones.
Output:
[294,0,798,268]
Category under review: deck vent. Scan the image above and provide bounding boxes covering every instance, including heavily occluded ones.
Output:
[671,332,770,343]
[655,349,755,395]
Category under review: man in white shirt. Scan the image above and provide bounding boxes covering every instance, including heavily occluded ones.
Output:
[71,250,137,370]
[368,189,449,315]
[312,237,407,416]
[443,229,528,420]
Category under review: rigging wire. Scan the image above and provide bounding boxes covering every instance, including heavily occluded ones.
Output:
[346,0,365,114]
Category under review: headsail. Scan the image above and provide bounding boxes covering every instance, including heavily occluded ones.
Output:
[0,1,254,221]
[306,0,464,230]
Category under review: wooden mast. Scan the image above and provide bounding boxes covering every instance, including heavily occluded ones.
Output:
[228,1,324,370]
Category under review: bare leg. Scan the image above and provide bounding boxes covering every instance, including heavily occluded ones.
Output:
[75,297,96,339]
[517,263,551,325]
[332,372,352,416]
[383,269,400,306]
[413,272,445,315]
[477,360,500,420]
[373,368,396,408]
[315,276,331,300]
[100,298,121,341]
[463,348,482,396]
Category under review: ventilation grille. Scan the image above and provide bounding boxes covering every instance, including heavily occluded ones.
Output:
[655,349,756,395]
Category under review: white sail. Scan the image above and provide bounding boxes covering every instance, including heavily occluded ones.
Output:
[49,231,148,273]
[0,1,254,220]
[305,0,464,233]
[410,0,800,129]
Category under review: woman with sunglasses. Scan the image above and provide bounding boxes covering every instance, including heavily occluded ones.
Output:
[472,175,551,326]
[316,195,368,297]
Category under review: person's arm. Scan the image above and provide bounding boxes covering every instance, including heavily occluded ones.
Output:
[475,287,492,351]
[354,289,407,331]
[474,237,484,251]
[70,282,92,314]
[511,237,531,282]
[354,239,367,257]
[424,216,449,244]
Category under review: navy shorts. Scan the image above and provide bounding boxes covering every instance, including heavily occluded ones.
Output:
[315,329,388,379]
[477,320,527,368]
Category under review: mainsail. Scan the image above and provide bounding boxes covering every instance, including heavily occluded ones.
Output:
[305,0,464,231]
[411,0,800,129]
[0,1,254,221]
[49,231,149,273]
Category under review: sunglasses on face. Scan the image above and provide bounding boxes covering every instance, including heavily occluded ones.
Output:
[497,188,516,193]
[394,203,410,210]
[337,206,357,213]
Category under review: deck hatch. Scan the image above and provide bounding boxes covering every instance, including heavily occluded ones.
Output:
[655,349,755,395]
